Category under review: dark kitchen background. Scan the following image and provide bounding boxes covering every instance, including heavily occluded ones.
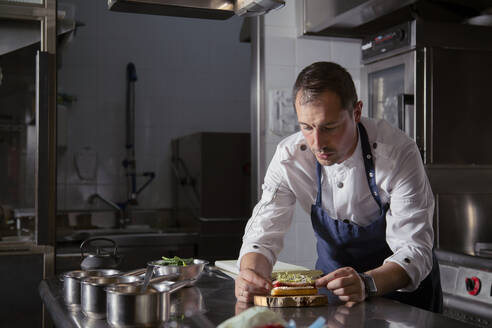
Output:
[2,0,492,327]
[53,0,252,270]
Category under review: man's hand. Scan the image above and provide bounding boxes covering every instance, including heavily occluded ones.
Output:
[315,267,366,303]
[235,268,272,303]
[235,252,273,303]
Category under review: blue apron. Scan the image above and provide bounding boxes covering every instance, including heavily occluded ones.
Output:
[310,122,442,313]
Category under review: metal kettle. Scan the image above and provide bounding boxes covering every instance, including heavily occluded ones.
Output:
[80,237,122,270]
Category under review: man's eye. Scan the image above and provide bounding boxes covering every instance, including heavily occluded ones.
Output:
[301,126,312,131]
[321,126,336,132]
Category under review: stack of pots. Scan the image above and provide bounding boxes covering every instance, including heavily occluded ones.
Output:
[63,269,121,311]
[105,280,189,327]
[62,269,189,326]
[61,237,204,326]
[80,275,141,319]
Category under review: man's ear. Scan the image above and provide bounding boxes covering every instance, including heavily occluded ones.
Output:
[353,101,363,122]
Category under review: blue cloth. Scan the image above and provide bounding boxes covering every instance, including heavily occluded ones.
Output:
[310,122,442,313]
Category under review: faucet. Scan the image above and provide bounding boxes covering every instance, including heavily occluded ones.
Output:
[88,193,128,228]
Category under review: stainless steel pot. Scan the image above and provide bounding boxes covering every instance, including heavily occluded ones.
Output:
[106,280,190,327]
[63,269,120,310]
[106,283,160,328]
[81,275,141,319]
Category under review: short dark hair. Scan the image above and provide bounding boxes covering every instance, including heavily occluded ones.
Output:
[293,62,358,111]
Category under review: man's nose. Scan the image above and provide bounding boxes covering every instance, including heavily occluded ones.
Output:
[312,128,323,151]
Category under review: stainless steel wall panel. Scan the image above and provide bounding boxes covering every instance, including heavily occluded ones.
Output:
[427,166,492,194]
[430,47,492,164]
[437,193,492,256]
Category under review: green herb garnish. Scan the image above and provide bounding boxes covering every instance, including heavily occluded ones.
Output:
[274,272,314,284]
[157,256,194,266]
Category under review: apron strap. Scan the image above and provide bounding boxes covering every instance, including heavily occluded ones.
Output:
[315,161,323,206]
[358,122,386,214]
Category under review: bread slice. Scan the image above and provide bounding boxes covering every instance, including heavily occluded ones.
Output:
[270,286,318,296]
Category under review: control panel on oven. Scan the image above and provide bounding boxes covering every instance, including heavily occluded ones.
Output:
[440,263,492,327]
[456,267,492,302]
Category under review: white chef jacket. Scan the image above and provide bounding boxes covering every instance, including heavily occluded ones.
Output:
[239,117,435,292]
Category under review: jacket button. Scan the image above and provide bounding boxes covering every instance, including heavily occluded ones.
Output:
[404,258,411,263]
[300,144,307,151]
[337,182,344,188]
[253,245,259,249]
[373,143,377,149]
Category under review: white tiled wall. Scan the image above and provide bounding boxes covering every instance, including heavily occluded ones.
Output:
[57,0,251,210]
[262,0,362,268]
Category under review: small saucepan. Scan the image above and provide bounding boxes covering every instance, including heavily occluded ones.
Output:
[105,279,190,327]
[80,275,141,319]
[62,269,120,310]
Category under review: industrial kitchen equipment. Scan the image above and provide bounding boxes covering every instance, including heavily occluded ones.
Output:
[360,19,492,327]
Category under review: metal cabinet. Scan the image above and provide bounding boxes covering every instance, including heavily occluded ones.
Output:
[0,1,57,327]
[0,245,54,327]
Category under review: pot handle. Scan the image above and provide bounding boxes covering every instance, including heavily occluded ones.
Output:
[148,274,180,284]
[122,268,147,276]
[166,280,189,293]
[153,279,190,294]
[80,237,118,258]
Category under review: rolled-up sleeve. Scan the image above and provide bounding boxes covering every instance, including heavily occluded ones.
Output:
[238,147,297,268]
[384,143,435,291]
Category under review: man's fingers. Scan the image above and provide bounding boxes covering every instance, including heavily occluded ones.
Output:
[239,269,272,290]
[235,269,272,303]
[331,284,360,297]
[316,267,365,304]
[237,288,250,303]
[315,267,352,287]
[235,285,269,303]
[325,275,354,290]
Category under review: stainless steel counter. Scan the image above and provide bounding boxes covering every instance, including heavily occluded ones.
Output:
[39,274,473,328]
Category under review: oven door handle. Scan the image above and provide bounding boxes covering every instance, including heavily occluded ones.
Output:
[397,93,414,131]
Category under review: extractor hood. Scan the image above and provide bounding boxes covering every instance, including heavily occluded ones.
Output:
[107,0,285,19]
[303,0,492,38]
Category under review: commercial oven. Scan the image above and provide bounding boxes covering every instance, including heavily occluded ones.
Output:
[362,19,492,165]
[362,19,492,326]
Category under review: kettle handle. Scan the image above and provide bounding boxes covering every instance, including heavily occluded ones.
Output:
[80,237,119,258]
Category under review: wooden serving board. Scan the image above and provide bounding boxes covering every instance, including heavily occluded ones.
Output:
[254,295,328,308]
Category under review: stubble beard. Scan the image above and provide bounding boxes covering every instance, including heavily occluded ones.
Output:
[312,148,339,166]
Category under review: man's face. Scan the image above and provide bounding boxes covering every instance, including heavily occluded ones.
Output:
[295,90,362,166]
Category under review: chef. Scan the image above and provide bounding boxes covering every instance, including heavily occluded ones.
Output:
[235,62,442,312]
